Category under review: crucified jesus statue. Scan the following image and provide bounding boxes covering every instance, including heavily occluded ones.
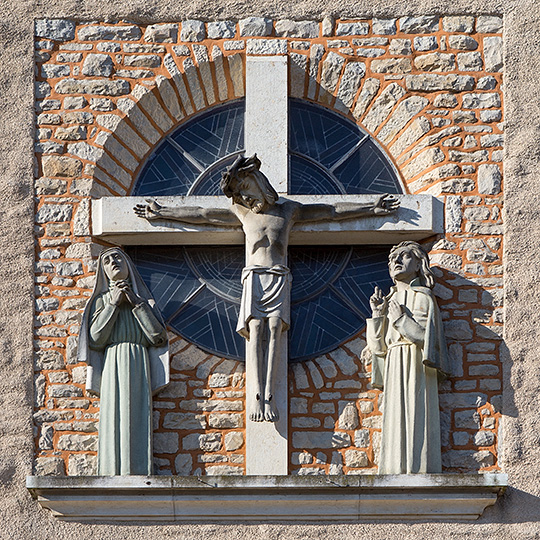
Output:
[134,154,400,422]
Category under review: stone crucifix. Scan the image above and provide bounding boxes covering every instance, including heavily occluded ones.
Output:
[134,155,399,423]
[92,56,443,475]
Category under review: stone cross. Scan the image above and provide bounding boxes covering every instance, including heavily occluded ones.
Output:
[92,56,443,475]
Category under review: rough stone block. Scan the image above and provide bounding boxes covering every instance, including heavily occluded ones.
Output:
[336,22,369,36]
[399,16,439,33]
[224,432,243,451]
[413,36,437,51]
[457,52,483,71]
[345,449,369,467]
[182,433,221,451]
[484,37,503,72]
[175,454,193,474]
[180,20,205,42]
[163,412,206,430]
[68,454,97,476]
[78,25,141,41]
[292,417,321,428]
[58,434,97,451]
[476,16,503,33]
[246,39,287,55]
[406,74,475,92]
[448,35,478,50]
[35,456,65,476]
[239,17,273,37]
[478,164,502,194]
[206,465,243,475]
[275,20,318,38]
[55,78,130,96]
[371,57,411,73]
[207,21,235,39]
[338,402,359,430]
[208,413,243,428]
[414,53,455,72]
[372,18,396,35]
[442,16,475,33]
[144,23,178,43]
[35,19,75,41]
[292,431,351,449]
[154,432,179,454]
[328,348,358,375]
[36,203,73,223]
[82,54,114,76]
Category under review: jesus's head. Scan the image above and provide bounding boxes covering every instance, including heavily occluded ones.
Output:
[221,154,278,213]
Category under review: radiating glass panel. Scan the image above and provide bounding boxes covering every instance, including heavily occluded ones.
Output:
[289,100,360,170]
[289,154,344,195]
[170,286,245,360]
[171,101,244,169]
[333,141,402,194]
[289,288,365,361]
[133,141,200,196]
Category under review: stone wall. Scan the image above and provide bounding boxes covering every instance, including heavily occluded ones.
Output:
[5,0,540,533]
[32,16,503,477]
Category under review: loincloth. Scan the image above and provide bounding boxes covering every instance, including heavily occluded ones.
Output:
[236,265,292,340]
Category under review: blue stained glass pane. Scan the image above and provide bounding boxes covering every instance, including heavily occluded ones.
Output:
[333,141,402,194]
[289,154,344,195]
[170,286,245,360]
[126,247,203,321]
[133,141,200,196]
[185,247,244,301]
[190,153,243,196]
[289,246,351,303]
[331,247,393,320]
[289,287,365,361]
[172,101,244,169]
[289,100,360,170]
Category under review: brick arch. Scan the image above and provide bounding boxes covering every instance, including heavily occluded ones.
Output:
[86,51,245,198]
[290,50,462,195]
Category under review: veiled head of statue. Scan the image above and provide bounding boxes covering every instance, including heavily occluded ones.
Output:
[100,248,129,282]
[221,154,279,212]
[389,241,434,288]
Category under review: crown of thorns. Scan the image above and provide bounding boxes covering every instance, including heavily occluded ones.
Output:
[220,154,262,198]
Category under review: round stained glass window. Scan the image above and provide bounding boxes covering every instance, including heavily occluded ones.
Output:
[129,99,403,362]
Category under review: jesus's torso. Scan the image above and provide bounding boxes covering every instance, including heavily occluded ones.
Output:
[234,199,300,267]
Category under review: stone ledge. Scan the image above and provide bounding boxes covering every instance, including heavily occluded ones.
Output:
[27,473,507,521]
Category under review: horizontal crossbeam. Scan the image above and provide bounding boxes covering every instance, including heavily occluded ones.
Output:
[92,194,444,246]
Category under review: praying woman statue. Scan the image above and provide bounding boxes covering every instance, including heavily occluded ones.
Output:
[366,241,450,474]
[78,247,169,476]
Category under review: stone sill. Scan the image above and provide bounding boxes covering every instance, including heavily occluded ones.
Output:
[27,473,507,522]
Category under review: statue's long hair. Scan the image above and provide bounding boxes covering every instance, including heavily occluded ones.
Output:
[221,154,278,207]
[389,241,435,289]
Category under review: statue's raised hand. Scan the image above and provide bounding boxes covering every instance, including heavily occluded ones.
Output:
[373,194,400,215]
[134,199,163,221]
[369,286,387,317]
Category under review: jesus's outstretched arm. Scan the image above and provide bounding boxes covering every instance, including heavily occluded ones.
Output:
[296,194,400,223]
[134,199,241,226]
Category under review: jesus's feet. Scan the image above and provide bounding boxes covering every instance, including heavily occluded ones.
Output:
[264,394,279,422]
[249,393,265,422]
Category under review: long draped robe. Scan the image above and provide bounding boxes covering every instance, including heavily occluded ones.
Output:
[366,279,449,474]
[89,290,167,476]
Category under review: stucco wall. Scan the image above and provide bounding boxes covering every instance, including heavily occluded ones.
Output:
[1,0,539,537]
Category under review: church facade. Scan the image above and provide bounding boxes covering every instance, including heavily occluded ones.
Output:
[1,0,539,536]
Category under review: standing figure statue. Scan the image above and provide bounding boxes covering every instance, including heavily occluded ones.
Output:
[366,241,450,474]
[78,247,169,475]
[135,154,399,422]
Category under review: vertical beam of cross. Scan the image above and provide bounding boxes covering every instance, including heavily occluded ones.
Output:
[244,56,289,475]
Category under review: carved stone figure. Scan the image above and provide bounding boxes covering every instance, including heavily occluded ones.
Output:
[366,241,450,474]
[78,247,169,475]
[134,154,399,422]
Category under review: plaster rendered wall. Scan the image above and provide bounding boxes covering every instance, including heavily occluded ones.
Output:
[1,0,539,538]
